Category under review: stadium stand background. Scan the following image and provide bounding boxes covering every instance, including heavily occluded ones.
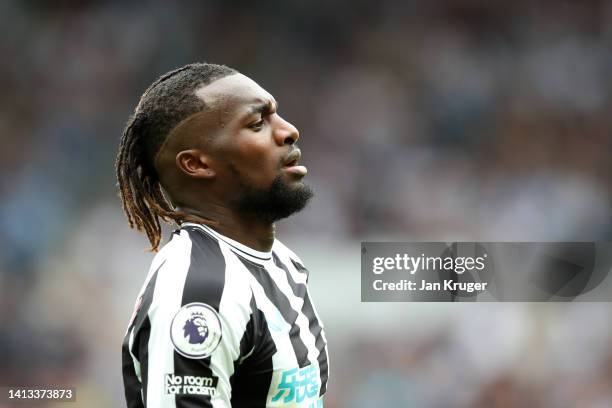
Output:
[1,0,611,406]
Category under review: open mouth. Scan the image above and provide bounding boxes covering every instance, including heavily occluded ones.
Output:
[282,150,307,176]
[284,157,299,167]
[283,149,301,167]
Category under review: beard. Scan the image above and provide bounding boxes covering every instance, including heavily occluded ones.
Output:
[232,174,313,224]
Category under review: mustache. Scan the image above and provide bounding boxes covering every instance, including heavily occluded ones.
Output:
[281,147,301,166]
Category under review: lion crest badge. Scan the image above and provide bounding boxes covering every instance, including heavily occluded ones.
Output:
[170,302,222,359]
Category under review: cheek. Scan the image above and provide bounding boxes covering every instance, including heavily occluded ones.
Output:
[223,137,280,184]
[240,146,276,171]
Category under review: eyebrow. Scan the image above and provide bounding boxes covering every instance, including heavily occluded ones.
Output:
[247,99,278,116]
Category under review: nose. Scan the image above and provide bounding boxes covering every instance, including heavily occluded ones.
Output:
[274,115,300,146]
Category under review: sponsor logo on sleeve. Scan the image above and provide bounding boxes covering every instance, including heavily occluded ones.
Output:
[170,302,222,359]
[271,365,322,407]
[165,373,218,396]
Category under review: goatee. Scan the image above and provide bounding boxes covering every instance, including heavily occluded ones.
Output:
[233,176,313,223]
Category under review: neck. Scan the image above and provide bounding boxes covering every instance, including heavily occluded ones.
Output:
[177,204,275,252]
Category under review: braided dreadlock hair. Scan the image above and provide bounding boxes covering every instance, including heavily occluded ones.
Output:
[116,63,237,251]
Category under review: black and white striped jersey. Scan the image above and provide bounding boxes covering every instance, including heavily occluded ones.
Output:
[122,222,329,408]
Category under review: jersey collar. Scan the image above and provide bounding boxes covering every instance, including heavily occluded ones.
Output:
[182,222,273,262]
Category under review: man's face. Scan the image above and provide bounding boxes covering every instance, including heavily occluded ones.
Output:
[192,73,313,221]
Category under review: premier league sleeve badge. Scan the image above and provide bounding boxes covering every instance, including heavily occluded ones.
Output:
[170,302,223,359]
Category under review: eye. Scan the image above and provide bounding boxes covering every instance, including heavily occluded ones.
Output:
[249,118,265,131]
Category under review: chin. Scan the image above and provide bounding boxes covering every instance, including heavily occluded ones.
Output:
[287,178,306,188]
[233,174,313,222]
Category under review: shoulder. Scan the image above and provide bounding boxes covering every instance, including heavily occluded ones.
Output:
[151,227,251,311]
[272,239,306,267]
[148,227,254,334]
[272,239,310,282]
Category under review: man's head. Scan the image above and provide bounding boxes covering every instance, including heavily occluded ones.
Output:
[116,63,312,251]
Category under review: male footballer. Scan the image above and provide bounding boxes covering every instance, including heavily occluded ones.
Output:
[117,63,328,408]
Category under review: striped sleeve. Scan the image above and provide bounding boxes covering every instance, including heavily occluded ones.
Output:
[125,229,255,408]
[122,258,166,408]
[271,242,329,397]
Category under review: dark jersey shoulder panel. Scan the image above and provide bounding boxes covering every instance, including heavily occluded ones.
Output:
[180,227,226,309]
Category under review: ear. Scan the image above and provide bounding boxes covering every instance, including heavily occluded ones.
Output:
[175,149,216,179]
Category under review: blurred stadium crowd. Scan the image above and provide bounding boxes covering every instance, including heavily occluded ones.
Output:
[1,0,611,406]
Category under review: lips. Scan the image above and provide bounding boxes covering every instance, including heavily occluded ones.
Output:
[282,149,307,176]
[283,149,301,167]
